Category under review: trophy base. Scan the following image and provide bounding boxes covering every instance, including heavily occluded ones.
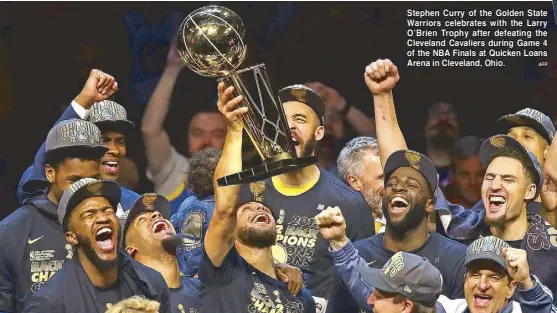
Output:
[217,156,317,186]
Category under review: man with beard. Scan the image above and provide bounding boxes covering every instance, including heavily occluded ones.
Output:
[0,120,107,313]
[322,150,467,313]
[424,102,460,189]
[364,58,557,304]
[123,194,200,313]
[199,82,315,313]
[17,69,140,212]
[337,137,386,233]
[23,178,170,313]
[239,84,375,310]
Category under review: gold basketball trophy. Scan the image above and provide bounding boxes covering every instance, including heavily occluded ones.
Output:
[177,5,316,186]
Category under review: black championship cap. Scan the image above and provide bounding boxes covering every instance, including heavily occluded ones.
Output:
[122,193,171,245]
[479,135,543,197]
[497,108,556,144]
[87,100,135,132]
[58,178,121,230]
[359,252,443,306]
[383,150,438,198]
[45,119,108,156]
[465,236,510,271]
[279,84,325,125]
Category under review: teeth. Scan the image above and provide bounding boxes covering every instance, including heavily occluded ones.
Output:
[152,221,166,232]
[106,161,118,166]
[489,196,506,204]
[391,197,409,206]
[476,295,491,299]
[254,214,268,223]
[96,227,111,236]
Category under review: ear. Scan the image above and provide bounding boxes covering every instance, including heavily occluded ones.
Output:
[506,280,517,300]
[401,299,414,313]
[347,175,362,192]
[125,246,137,258]
[425,199,435,213]
[45,164,56,183]
[524,183,537,201]
[314,125,325,141]
[65,231,78,246]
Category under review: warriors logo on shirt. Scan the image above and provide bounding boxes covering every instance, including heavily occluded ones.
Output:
[248,282,304,313]
[181,212,204,251]
[272,209,318,269]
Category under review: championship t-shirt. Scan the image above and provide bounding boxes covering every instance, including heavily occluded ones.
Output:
[326,233,467,313]
[169,277,201,313]
[0,196,71,313]
[239,168,375,299]
[199,247,316,313]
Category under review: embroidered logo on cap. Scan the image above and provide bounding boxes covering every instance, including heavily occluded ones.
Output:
[290,88,308,103]
[383,252,405,277]
[490,136,506,148]
[517,108,544,124]
[405,151,422,171]
[142,193,158,211]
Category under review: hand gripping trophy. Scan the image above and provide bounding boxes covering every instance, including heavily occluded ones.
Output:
[177,5,316,186]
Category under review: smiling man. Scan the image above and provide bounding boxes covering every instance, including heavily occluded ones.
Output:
[123,193,201,313]
[322,150,467,313]
[23,179,170,313]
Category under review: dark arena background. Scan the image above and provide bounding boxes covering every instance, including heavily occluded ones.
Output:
[0,1,555,218]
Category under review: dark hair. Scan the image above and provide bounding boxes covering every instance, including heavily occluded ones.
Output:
[487,148,535,185]
[452,136,483,161]
[393,294,436,313]
[45,147,104,170]
[187,148,222,197]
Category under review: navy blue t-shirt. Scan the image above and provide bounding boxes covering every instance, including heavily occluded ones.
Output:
[239,168,375,299]
[326,233,467,313]
[0,196,71,313]
[199,247,316,313]
[169,277,201,313]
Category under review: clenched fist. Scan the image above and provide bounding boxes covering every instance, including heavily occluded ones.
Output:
[502,247,533,290]
[364,59,399,95]
[75,69,119,109]
[315,207,348,251]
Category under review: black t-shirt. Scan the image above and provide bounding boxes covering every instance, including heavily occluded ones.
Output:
[93,281,127,312]
[199,247,316,313]
[326,233,467,313]
[239,168,375,298]
[0,196,71,313]
[169,277,201,313]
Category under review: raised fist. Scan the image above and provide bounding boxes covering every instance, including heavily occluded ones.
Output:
[75,69,118,109]
[315,206,348,250]
[364,59,400,95]
[502,247,533,289]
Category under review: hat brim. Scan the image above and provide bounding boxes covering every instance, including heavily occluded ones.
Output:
[358,266,399,295]
[465,255,507,272]
[63,180,121,226]
[94,120,135,134]
[122,194,172,245]
[497,114,552,143]
[46,145,108,160]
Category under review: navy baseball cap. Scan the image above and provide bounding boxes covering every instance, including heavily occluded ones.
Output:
[480,135,543,197]
[122,193,171,245]
[497,108,556,144]
[45,119,108,156]
[384,150,438,198]
[279,84,325,125]
[58,178,121,230]
[87,100,135,132]
[465,236,510,271]
[359,252,443,306]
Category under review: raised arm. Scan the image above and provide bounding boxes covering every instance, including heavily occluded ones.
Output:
[203,83,248,267]
[141,41,183,176]
[364,59,406,167]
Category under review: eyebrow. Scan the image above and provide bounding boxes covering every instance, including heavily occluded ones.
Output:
[485,172,517,180]
[80,205,113,217]
[292,113,308,119]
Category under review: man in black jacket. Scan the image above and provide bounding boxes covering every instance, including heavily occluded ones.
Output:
[23,178,170,313]
[0,119,107,313]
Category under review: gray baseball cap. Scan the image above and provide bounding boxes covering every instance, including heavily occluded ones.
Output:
[497,108,556,144]
[465,236,510,271]
[359,252,443,306]
[45,119,108,156]
[58,178,121,230]
[479,134,543,197]
[87,100,135,131]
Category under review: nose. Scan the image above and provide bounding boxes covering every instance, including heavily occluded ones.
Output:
[150,211,163,220]
[367,291,377,306]
[490,176,503,190]
[478,275,490,291]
